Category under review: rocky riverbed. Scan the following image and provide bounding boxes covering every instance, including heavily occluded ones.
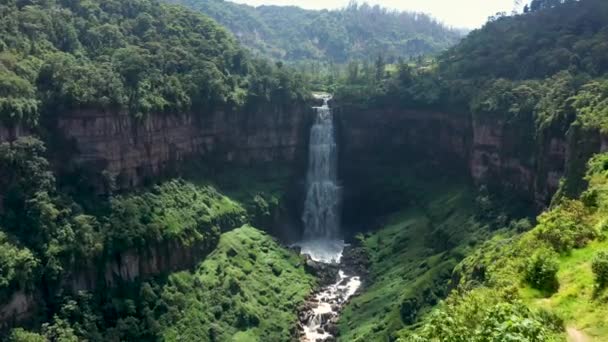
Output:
[296,242,370,342]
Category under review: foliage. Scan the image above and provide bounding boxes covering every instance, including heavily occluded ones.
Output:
[338,177,488,341]
[8,329,45,342]
[591,251,608,289]
[439,0,608,80]
[104,180,246,252]
[404,287,562,342]
[168,0,463,64]
[0,232,38,301]
[0,0,309,124]
[157,226,315,341]
[524,248,560,294]
[535,200,595,253]
[572,79,608,133]
[406,152,608,340]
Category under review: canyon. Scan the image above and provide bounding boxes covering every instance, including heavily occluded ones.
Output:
[2,105,605,218]
[1,102,606,329]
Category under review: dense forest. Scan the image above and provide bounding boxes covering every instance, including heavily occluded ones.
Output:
[2,0,608,341]
[167,0,463,64]
[0,0,310,128]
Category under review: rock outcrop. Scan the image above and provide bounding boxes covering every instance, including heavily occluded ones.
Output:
[336,107,606,218]
[54,105,312,190]
[0,123,26,143]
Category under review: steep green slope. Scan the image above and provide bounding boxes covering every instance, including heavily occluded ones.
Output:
[339,176,496,340]
[439,0,608,80]
[159,225,315,341]
[405,153,608,341]
[6,226,315,341]
[167,0,463,63]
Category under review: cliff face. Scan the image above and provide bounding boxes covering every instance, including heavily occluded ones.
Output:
[0,124,26,143]
[336,108,605,221]
[54,105,312,190]
[336,108,471,227]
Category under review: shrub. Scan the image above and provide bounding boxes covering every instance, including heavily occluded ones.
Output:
[511,218,533,233]
[592,251,608,290]
[8,328,45,342]
[524,249,559,294]
[535,200,595,252]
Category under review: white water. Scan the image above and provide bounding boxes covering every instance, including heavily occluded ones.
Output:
[301,271,361,342]
[301,94,341,241]
[298,94,361,341]
[298,239,344,263]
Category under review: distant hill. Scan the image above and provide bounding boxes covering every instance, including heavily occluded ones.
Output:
[439,0,608,79]
[166,0,464,63]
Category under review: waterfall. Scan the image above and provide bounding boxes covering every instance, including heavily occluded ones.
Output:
[302,94,341,241]
[297,94,362,342]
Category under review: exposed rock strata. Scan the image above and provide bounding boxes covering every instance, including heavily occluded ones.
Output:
[54,106,312,190]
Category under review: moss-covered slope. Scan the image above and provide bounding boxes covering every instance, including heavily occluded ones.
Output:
[339,180,488,341]
[158,225,315,341]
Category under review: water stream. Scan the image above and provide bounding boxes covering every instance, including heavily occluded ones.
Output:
[297,94,361,342]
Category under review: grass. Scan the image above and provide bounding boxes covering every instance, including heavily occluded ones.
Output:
[158,226,316,341]
[521,239,608,340]
[339,181,486,341]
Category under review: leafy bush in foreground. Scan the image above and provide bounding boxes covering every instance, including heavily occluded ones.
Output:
[524,248,559,294]
[535,200,595,253]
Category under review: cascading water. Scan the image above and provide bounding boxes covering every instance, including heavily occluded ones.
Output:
[297,94,361,342]
[302,94,341,240]
[299,94,344,263]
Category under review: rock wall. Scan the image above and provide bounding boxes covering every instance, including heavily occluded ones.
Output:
[336,107,605,217]
[0,124,26,143]
[336,108,471,227]
[54,105,312,190]
[0,237,217,327]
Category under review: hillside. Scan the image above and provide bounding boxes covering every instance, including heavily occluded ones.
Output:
[4,0,608,341]
[0,0,309,129]
[166,0,463,63]
[330,0,608,340]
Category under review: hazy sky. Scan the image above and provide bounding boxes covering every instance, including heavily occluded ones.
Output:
[228,0,524,28]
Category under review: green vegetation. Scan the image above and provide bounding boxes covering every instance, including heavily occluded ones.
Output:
[327,0,608,156]
[104,179,246,252]
[524,248,560,294]
[5,226,314,341]
[159,226,315,341]
[439,0,608,80]
[168,0,463,64]
[405,287,564,342]
[5,0,608,340]
[0,136,266,339]
[338,176,490,341]
[592,251,608,290]
[404,152,608,341]
[181,162,295,231]
[0,0,309,126]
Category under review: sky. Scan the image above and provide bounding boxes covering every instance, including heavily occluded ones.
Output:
[228,0,524,29]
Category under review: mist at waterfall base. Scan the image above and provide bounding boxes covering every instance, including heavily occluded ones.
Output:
[298,94,344,263]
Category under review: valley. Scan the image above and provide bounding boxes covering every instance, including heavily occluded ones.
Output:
[2,0,608,341]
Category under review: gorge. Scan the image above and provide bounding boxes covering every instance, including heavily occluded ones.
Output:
[2,0,608,341]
